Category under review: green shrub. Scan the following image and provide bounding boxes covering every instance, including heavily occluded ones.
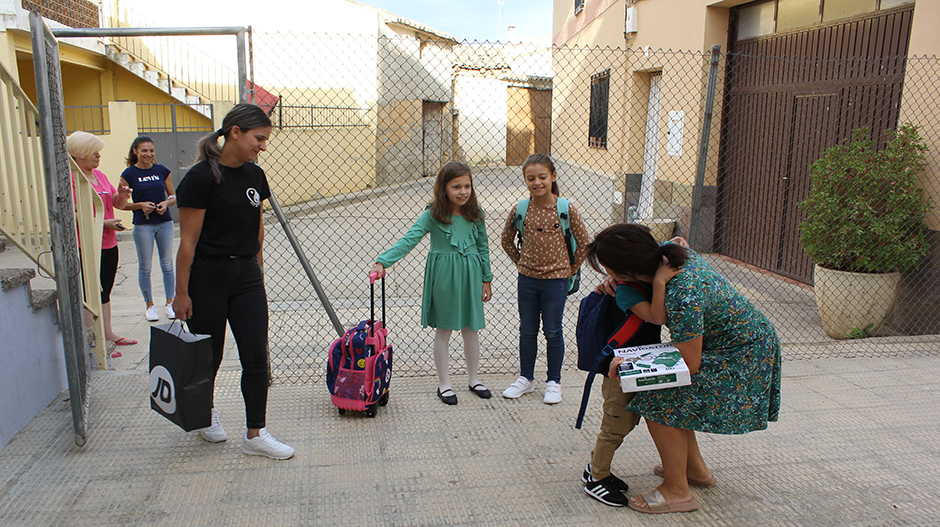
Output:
[799,124,933,273]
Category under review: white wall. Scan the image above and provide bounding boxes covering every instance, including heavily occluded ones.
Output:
[0,281,68,449]
[455,74,507,165]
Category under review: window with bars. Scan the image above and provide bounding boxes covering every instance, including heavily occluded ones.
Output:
[575,0,584,16]
[589,69,609,149]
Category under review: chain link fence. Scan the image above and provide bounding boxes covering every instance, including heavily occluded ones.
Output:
[245,32,939,385]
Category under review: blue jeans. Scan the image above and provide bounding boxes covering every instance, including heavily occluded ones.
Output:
[133,221,175,303]
[517,274,568,384]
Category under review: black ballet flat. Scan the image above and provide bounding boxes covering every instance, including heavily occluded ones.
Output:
[437,388,458,405]
[468,383,492,399]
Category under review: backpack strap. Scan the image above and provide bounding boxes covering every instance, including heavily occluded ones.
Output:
[557,198,575,265]
[513,199,529,249]
[557,198,573,258]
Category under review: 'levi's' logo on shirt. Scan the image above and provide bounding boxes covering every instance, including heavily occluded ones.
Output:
[139,175,161,182]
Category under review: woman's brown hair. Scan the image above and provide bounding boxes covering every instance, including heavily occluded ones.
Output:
[195,103,272,183]
[125,135,154,166]
[429,161,483,224]
[586,223,688,279]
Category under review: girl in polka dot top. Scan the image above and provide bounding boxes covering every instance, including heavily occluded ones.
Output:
[500,154,591,404]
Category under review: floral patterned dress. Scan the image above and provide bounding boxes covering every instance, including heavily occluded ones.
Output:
[626,247,782,434]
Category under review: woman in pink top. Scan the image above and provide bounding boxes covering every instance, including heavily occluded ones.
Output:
[67,132,132,354]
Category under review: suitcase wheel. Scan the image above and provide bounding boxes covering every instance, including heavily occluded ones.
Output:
[337,408,346,415]
[365,405,377,418]
[379,392,389,406]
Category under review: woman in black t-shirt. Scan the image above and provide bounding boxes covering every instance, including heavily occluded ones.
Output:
[173,103,294,460]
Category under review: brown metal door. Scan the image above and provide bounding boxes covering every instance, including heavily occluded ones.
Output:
[717,6,913,283]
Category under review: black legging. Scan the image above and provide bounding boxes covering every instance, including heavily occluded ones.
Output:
[185,255,269,429]
[100,246,118,304]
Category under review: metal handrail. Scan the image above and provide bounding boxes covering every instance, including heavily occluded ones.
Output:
[0,59,55,277]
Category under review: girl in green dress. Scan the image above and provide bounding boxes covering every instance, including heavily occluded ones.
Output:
[588,223,781,514]
[371,162,493,406]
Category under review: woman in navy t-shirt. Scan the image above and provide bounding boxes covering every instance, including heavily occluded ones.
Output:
[120,136,176,323]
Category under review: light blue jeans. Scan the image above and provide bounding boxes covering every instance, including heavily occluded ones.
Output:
[133,221,175,303]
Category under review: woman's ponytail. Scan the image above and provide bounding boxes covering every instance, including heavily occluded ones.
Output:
[661,242,688,269]
[196,131,223,183]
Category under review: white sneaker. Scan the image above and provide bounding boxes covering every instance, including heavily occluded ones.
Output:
[544,381,562,404]
[199,408,228,443]
[243,428,295,460]
[165,303,176,319]
[146,306,159,321]
[502,376,535,399]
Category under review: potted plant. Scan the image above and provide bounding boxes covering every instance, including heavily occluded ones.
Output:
[799,124,933,339]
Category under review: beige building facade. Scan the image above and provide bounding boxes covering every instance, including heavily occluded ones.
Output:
[551,0,938,272]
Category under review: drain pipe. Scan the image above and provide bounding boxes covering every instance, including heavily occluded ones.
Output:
[688,44,721,251]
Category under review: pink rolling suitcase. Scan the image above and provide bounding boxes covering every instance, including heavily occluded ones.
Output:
[326,272,392,417]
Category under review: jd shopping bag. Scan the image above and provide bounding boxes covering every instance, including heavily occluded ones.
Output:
[149,321,213,431]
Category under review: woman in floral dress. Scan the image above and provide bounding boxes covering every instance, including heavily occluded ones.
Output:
[587,223,781,514]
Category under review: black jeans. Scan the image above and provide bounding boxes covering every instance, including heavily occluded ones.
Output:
[187,255,268,429]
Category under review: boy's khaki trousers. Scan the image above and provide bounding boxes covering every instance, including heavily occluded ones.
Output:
[590,375,641,480]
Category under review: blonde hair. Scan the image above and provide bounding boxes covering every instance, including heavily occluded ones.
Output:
[66,131,105,159]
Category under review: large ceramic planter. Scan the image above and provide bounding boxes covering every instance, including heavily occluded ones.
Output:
[813,264,901,339]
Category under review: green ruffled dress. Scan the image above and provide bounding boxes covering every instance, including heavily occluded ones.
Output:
[376,210,493,331]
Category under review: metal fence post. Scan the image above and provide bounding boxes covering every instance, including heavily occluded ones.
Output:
[689,44,722,251]
[237,28,248,103]
[266,192,345,338]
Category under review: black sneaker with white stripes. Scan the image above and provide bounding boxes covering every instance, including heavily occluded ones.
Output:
[581,463,629,492]
[583,474,629,507]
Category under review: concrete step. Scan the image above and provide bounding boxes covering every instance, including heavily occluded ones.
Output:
[0,268,58,314]
[127,61,145,77]
[142,70,160,86]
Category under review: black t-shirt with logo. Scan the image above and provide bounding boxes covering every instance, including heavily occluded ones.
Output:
[176,160,271,257]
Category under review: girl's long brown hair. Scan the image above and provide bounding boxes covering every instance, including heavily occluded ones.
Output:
[429,161,483,224]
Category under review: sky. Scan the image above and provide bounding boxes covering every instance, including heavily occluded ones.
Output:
[362,0,553,42]
[119,0,554,43]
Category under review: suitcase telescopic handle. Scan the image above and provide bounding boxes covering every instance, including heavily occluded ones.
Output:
[367,271,387,349]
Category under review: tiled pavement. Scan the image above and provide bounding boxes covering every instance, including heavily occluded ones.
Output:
[0,348,938,526]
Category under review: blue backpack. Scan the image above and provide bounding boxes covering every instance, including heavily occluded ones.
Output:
[513,198,580,295]
[574,287,662,429]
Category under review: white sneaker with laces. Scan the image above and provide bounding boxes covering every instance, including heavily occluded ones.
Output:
[502,376,535,399]
[165,303,176,319]
[243,428,295,460]
[146,305,159,321]
[199,408,228,443]
[544,381,562,404]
